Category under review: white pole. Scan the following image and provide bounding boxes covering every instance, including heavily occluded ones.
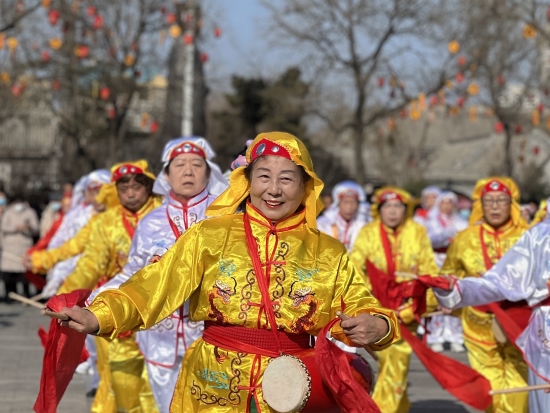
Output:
[181,1,195,136]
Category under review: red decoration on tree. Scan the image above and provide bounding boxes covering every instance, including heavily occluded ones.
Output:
[184,34,193,44]
[76,45,89,58]
[547,6,550,22]
[455,72,464,84]
[538,103,544,113]
[514,125,523,134]
[494,122,504,133]
[377,77,384,87]
[399,109,407,118]
[534,146,540,155]
[99,87,110,100]
[92,15,103,30]
[429,95,438,107]
[457,55,466,66]
[160,6,166,14]
[87,6,96,16]
[52,79,60,90]
[497,75,505,86]
[107,106,116,119]
[185,12,193,23]
[150,121,159,133]
[457,97,465,107]
[48,9,60,26]
[11,83,24,97]
[214,27,222,38]
[167,13,176,25]
[200,52,208,63]
[41,51,50,63]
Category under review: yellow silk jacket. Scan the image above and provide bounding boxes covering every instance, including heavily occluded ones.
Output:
[30,214,98,274]
[440,221,526,345]
[58,197,160,294]
[350,219,440,324]
[89,204,400,413]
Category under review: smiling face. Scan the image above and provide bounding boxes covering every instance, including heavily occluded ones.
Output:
[248,156,306,222]
[166,153,210,202]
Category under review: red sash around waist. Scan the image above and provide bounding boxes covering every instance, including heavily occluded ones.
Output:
[202,321,312,357]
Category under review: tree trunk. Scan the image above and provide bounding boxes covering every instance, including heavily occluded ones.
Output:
[503,122,513,176]
[353,88,367,185]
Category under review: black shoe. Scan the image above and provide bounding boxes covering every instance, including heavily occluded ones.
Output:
[85,388,97,398]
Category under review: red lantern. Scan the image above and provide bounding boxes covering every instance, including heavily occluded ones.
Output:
[534,146,540,155]
[92,15,103,30]
[457,55,466,66]
[514,124,523,134]
[150,121,159,134]
[107,106,116,119]
[455,72,464,83]
[538,103,544,113]
[76,45,89,58]
[214,27,222,38]
[41,50,50,63]
[457,96,465,107]
[87,6,96,16]
[100,87,110,100]
[497,75,505,86]
[184,34,193,45]
[48,9,60,26]
[167,13,176,25]
[429,95,438,107]
[377,77,384,87]
[494,122,504,134]
[200,52,208,63]
[11,83,22,97]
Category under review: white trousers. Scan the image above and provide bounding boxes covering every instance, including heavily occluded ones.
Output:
[146,357,183,413]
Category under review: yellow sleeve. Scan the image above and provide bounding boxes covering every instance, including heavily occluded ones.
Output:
[330,252,400,351]
[57,217,111,294]
[30,219,93,274]
[349,226,372,290]
[88,223,205,340]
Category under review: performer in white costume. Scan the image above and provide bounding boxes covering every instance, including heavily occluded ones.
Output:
[90,137,228,413]
[434,222,550,412]
[424,191,468,353]
[317,180,371,252]
[41,170,111,298]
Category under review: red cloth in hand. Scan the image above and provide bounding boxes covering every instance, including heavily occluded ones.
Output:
[315,317,381,413]
[34,289,91,413]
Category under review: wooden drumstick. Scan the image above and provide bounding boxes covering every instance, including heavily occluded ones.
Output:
[489,384,550,395]
[8,292,45,310]
[394,271,419,280]
[8,292,69,321]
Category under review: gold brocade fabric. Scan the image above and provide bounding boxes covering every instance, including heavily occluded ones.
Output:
[58,197,161,294]
[350,219,439,413]
[89,203,400,413]
[30,213,98,274]
[441,221,528,413]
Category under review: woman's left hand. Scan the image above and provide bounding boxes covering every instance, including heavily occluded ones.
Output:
[338,312,389,346]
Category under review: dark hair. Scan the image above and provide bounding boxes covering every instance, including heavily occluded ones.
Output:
[243,157,310,186]
[116,174,154,195]
[164,158,211,178]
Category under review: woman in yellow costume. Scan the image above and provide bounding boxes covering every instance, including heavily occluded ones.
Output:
[59,160,162,413]
[59,132,400,413]
[350,187,440,413]
[440,177,529,413]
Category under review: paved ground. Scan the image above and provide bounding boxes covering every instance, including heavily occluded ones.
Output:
[0,303,479,413]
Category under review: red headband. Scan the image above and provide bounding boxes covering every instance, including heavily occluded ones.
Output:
[481,180,511,196]
[169,142,206,160]
[112,164,144,182]
[379,191,404,204]
[250,138,292,162]
[87,182,103,191]
[338,189,359,200]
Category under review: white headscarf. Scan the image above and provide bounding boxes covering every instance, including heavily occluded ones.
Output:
[153,137,228,197]
[323,180,370,222]
[428,190,458,220]
[70,169,111,209]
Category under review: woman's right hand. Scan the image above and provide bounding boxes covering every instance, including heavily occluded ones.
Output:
[58,306,100,334]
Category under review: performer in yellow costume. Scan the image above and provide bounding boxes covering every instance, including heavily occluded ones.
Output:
[60,132,400,413]
[350,187,439,413]
[59,160,162,413]
[440,177,529,413]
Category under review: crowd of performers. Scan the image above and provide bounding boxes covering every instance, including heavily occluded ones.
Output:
[20,132,550,413]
